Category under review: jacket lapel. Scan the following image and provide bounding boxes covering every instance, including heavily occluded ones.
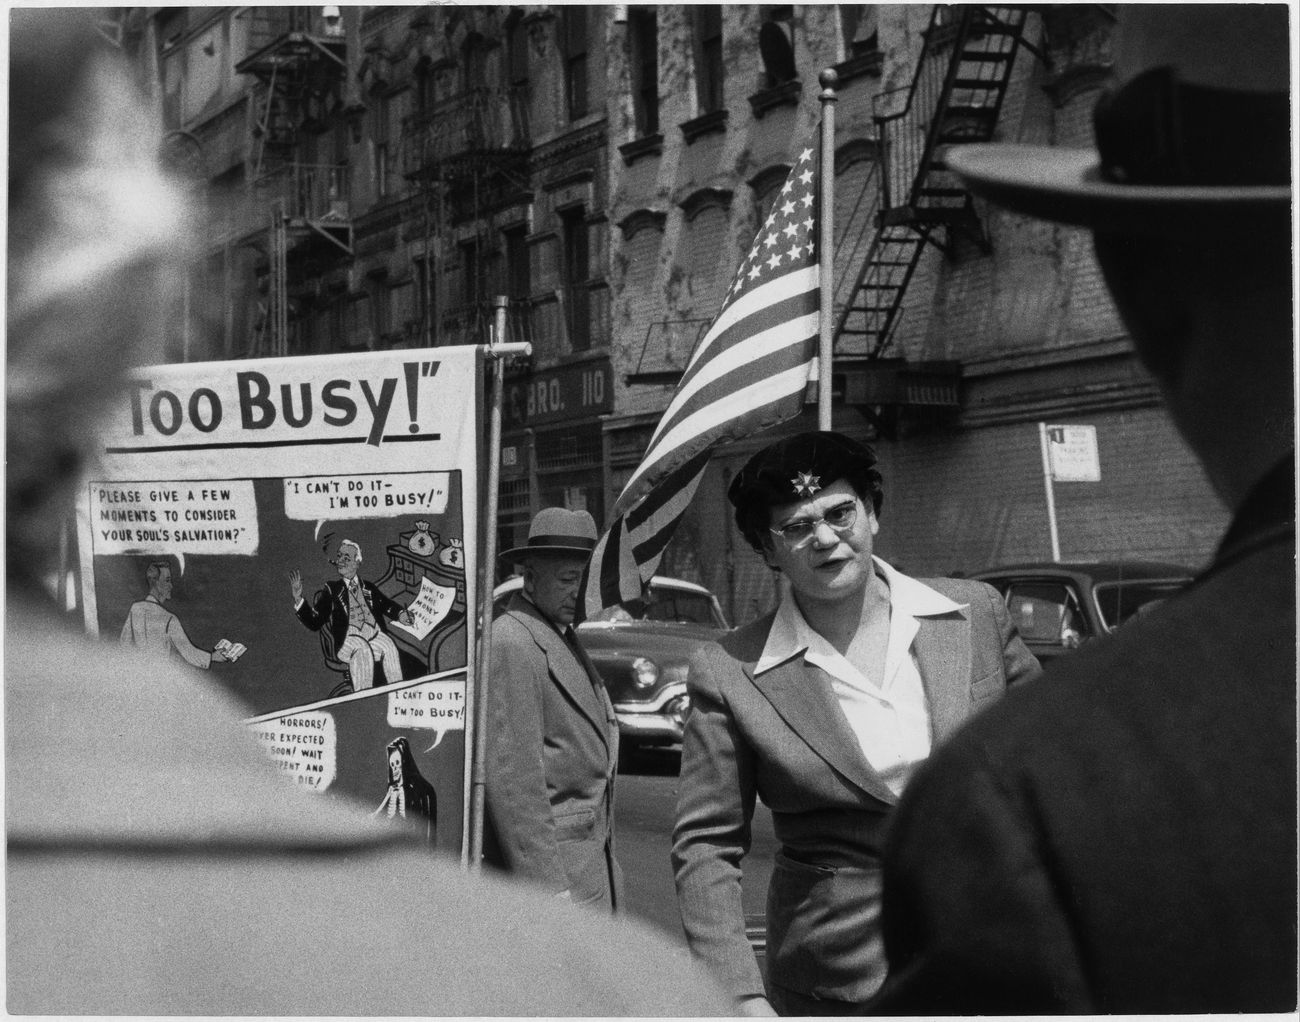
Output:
[747,655,899,807]
[913,610,972,747]
[510,598,610,749]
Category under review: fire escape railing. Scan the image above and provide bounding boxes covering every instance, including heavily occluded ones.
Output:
[401,86,529,181]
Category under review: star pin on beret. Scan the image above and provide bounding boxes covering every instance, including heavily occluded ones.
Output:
[790,471,822,498]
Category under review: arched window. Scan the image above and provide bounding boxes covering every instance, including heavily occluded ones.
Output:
[679,189,734,316]
[618,210,667,293]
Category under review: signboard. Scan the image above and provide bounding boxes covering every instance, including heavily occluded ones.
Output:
[504,359,612,429]
[1046,424,1101,482]
[77,348,481,857]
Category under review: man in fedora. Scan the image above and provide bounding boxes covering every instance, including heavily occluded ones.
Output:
[874,6,1294,1013]
[483,507,623,912]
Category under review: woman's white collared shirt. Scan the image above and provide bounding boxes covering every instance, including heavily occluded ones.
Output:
[754,557,965,797]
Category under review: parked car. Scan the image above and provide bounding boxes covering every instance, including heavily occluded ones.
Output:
[492,575,730,753]
[970,561,1195,666]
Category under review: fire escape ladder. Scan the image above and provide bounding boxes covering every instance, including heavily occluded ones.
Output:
[834,5,1028,360]
[252,202,289,358]
[269,203,288,357]
[235,7,350,358]
[250,61,280,181]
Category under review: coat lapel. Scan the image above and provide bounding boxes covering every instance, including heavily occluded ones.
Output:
[746,655,899,807]
[509,598,610,750]
[913,610,972,747]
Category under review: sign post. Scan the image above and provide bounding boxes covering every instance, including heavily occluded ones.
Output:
[467,299,531,870]
[1039,423,1101,562]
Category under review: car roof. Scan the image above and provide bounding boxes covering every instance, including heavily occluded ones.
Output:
[971,560,1196,583]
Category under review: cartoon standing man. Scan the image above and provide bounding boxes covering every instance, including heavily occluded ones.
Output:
[120,561,230,669]
[290,539,413,691]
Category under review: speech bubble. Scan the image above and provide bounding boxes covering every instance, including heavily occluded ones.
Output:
[386,677,466,750]
[249,710,337,792]
[90,480,259,569]
[283,472,450,541]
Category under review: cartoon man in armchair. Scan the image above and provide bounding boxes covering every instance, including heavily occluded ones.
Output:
[290,539,413,692]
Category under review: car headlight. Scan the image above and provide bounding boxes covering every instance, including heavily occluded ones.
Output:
[631,656,659,688]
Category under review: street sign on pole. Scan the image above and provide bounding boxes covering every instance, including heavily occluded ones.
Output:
[1039,423,1101,562]
[1046,424,1101,482]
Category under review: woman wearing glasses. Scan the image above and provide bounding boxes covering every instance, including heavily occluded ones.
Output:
[671,431,1039,1016]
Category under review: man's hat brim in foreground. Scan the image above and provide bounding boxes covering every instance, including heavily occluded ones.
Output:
[946,145,1290,238]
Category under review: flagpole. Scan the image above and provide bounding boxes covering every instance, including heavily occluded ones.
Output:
[817,69,837,431]
[468,298,530,871]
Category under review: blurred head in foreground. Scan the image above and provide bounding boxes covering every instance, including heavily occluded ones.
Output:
[7,7,193,599]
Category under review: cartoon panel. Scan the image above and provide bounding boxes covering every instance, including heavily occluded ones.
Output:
[91,473,467,715]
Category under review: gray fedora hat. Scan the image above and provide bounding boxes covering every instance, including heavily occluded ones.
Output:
[499,507,599,562]
[946,5,1290,237]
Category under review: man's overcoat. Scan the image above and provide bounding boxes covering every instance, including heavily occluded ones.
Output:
[484,593,622,909]
[875,458,1297,1013]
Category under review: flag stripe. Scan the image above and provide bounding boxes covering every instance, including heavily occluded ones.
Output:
[628,466,709,566]
[617,354,817,513]
[637,304,818,475]
[676,206,816,376]
[625,448,713,531]
[672,265,820,399]
[595,514,626,607]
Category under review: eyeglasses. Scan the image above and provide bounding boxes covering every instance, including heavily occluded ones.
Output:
[769,500,859,549]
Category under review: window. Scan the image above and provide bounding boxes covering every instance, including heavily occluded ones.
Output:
[750,164,792,234]
[329,297,346,353]
[461,33,488,93]
[1005,582,1090,647]
[562,8,589,121]
[681,202,729,319]
[561,208,590,351]
[504,227,532,345]
[840,5,879,58]
[505,227,530,301]
[411,257,432,344]
[694,6,724,113]
[158,10,185,129]
[1093,579,1189,631]
[459,239,485,313]
[507,16,529,90]
[759,6,796,88]
[370,277,391,344]
[503,13,531,144]
[415,62,436,119]
[373,95,390,199]
[629,8,659,136]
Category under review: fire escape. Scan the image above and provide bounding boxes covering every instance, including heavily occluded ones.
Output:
[833,5,1029,436]
[400,76,530,347]
[235,7,353,358]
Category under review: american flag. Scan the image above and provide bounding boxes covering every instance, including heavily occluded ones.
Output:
[582,129,823,618]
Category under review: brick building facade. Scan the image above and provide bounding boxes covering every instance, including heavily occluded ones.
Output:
[116,5,1224,626]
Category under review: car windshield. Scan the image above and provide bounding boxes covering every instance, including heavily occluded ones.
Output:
[1092,579,1189,631]
[588,586,726,628]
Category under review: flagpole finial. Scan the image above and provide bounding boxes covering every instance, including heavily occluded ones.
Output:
[819,68,838,97]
